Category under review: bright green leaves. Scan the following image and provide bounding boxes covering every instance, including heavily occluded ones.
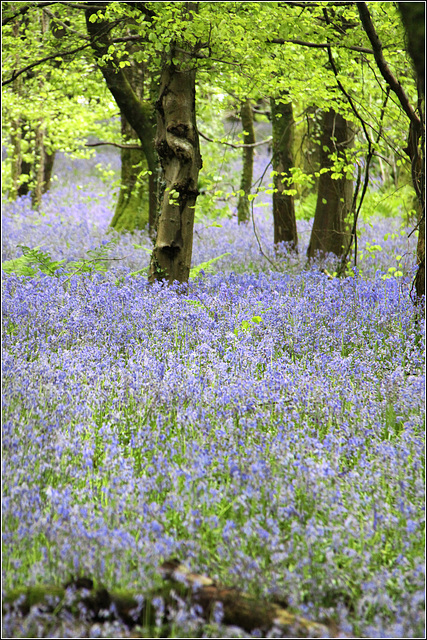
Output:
[2,238,120,280]
[189,253,231,279]
[2,246,65,277]
[233,314,263,337]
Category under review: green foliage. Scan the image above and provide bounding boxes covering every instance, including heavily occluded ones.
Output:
[1,0,421,231]
[2,238,120,279]
[359,183,419,221]
[2,246,65,277]
[295,192,317,221]
[189,253,231,279]
[1,3,119,198]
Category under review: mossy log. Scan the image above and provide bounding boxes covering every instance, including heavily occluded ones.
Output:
[3,560,352,637]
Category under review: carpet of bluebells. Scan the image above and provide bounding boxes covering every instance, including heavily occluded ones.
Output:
[2,149,425,638]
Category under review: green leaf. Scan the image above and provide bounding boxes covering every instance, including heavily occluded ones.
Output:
[128,268,149,277]
[2,255,37,276]
[189,252,231,278]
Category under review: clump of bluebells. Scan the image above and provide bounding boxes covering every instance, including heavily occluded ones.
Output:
[2,151,425,638]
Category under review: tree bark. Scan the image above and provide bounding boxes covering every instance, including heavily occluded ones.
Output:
[358,1,424,300]
[397,2,425,300]
[270,96,298,249]
[148,45,202,284]
[237,99,255,223]
[397,2,425,97]
[42,146,56,193]
[85,5,158,231]
[307,109,353,259]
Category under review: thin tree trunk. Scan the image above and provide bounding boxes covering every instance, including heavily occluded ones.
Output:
[307,109,353,259]
[8,13,55,207]
[397,3,425,97]
[396,2,425,300]
[42,147,56,193]
[415,212,425,299]
[31,124,45,208]
[237,99,255,223]
[149,45,202,284]
[358,2,425,300]
[270,96,298,249]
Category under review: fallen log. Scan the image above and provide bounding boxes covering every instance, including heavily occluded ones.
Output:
[3,559,352,637]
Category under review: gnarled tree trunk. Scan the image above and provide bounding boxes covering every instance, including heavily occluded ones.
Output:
[237,99,255,224]
[149,46,202,284]
[307,109,353,259]
[271,95,298,249]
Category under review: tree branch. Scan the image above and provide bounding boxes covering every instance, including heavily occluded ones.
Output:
[1,1,54,26]
[269,37,375,55]
[87,132,274,152]
[85,141,143,149]
[2,16,140,87]
[42,6,90,39]
[357,2,421,128]
[199,130,272,149]
[57,2,110,9]
[2,42,94,86]
[85,5,156,170]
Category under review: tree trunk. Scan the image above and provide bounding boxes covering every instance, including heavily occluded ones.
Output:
[10,118,55,205]
[31,123,45,208]
[307,109,353,259]
[237,99,255,224]
[86,6,158,231]
[397,2,425,300]
[270,96,298,249]
[415,212,425,299]
[42,147,56,194]
[110,114,150,233]
[397,2,425,97]
[148,46,202,284]
[8,16,55,205]
[358,2,425,300]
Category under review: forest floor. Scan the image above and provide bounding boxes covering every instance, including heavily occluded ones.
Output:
[2,146,425,638]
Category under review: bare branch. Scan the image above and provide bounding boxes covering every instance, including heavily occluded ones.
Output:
[198,130,272,149]
[57,2,110,9]
[174,46,244,67]
[269,37,375,55]
[88,133,274,152]
[85,141,143,149]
